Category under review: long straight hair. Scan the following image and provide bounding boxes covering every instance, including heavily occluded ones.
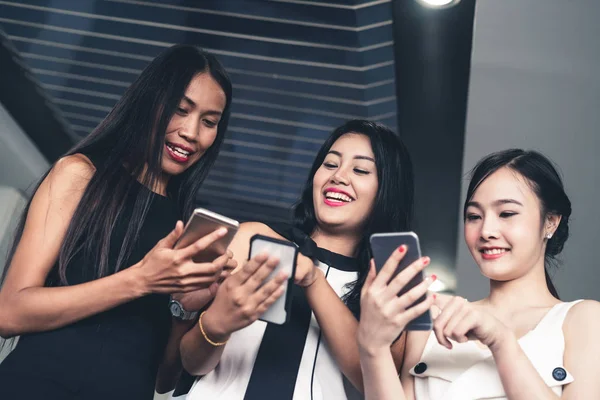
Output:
[3,45,232,285]
[294,120,414,317]
[464,149,572,299]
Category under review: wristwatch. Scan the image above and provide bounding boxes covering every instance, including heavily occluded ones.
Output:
[168,297,199,321]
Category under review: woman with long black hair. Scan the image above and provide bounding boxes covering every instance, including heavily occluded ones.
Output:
[0,45,259,400]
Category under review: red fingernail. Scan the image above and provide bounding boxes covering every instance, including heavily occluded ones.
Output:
[423,257,430,266]
[397,245,406,253]
[431,274,437,281]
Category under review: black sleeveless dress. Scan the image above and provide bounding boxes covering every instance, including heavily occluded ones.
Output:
[0,153,180,399]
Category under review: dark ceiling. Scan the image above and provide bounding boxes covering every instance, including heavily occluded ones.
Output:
[0,0,397,223]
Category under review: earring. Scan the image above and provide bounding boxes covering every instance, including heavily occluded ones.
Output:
[546,233,553,239]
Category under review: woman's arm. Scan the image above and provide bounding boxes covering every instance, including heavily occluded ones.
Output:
[0,155,146,337]
[561,300,600,399]
[0,154,230,338]
[179,222,287,376]
[155,318,196,394]
[493,300,600,400]
[356,248,434,400]
[156,251,236,393]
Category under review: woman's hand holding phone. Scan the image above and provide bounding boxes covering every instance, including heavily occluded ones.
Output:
[171,249,238,312]
[357,246,435,355]
[200,253,289,342]
[134,221,234,296]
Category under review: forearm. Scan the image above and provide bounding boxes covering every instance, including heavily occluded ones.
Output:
[156,318,196,394]
[179,310,227,376]
[0,266,145,337]
[304,273,363,391]
[360,347,406,400]
[493,334,559,400]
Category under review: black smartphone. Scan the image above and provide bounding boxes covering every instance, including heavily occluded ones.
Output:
[249,234,298,325]
[174,208,239,263]
[369,232,432,330]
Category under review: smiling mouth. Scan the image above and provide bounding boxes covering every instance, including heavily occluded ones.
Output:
[165,143,193,163]
[323,189,355,207]
[481,248,508,255]
[479,248,510,260]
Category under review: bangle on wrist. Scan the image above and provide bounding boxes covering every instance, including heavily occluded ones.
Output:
[198,311,228,347]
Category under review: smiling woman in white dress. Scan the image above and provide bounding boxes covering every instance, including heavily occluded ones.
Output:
[357,149,600,400]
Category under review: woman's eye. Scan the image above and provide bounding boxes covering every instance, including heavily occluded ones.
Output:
[466,214,481,221]
[176,107,187,115]
[323,162,337,169]
[500,212,517,218]
[204,119,217,128]
[353,168,369,175]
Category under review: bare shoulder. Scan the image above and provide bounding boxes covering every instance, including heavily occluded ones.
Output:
[237,222,286,241]
[565,299,600,332]
[48,153,96,188]
[229,222,286,264]
[33,153,95,207]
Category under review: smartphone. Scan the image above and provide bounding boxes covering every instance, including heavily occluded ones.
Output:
[369,232,432,330]
[174,208,239,263]
[249,234,298,325]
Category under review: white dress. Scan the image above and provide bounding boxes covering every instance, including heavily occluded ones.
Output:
[410,300,582,400]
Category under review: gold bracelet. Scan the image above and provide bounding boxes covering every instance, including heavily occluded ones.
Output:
[198,311,228,347]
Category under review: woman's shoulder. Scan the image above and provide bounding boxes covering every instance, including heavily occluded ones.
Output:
[564,299,600,331]
[237,222,286,240]
[52,153,96,178]
[46,154,96,193]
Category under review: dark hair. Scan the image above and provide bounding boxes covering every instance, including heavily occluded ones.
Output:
[3,45,232,285]
[294,120,414,317]
[464,149,572,299]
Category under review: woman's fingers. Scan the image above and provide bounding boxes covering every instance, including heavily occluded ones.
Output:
[383,256,430,301]
[233,253,270,283]
[244,256,281,292]
[391,274,435,312]
[371,245,408,289]
[177,227,227,260]
[397,294,435,326]
[253,271,288,309]
[433,296,466,349]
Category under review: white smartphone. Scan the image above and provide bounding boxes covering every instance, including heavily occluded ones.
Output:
[174,208,239,263]
[369,232,432,331]
[249,234,298,325]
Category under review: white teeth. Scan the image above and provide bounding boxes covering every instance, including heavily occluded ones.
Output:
[325,192,352,202]
[167,144,190,157]
[483,248,507,255]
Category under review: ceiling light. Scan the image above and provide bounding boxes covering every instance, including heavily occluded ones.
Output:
[416,0,461,8]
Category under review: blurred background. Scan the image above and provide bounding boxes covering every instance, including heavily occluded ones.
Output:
[1,0,598,365]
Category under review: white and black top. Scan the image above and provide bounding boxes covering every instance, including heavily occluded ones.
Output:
[410,300,583,400]
[175,225,362,400]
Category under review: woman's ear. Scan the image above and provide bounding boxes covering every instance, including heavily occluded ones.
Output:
[544,213,562,238]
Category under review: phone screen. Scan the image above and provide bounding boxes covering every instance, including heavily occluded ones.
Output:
[369,232,432,330]
[249,234,298,325]
[175,208,239,263]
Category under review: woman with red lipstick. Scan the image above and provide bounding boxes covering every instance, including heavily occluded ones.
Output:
[0,45,266,400]
[357,149,600,399]
[177,120,416,399]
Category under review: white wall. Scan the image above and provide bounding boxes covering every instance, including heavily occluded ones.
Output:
[0,102,49,194]
[456,0,600,301]
[0,102,49,362]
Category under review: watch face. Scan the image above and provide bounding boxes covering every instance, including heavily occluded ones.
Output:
[169,301,182,317]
